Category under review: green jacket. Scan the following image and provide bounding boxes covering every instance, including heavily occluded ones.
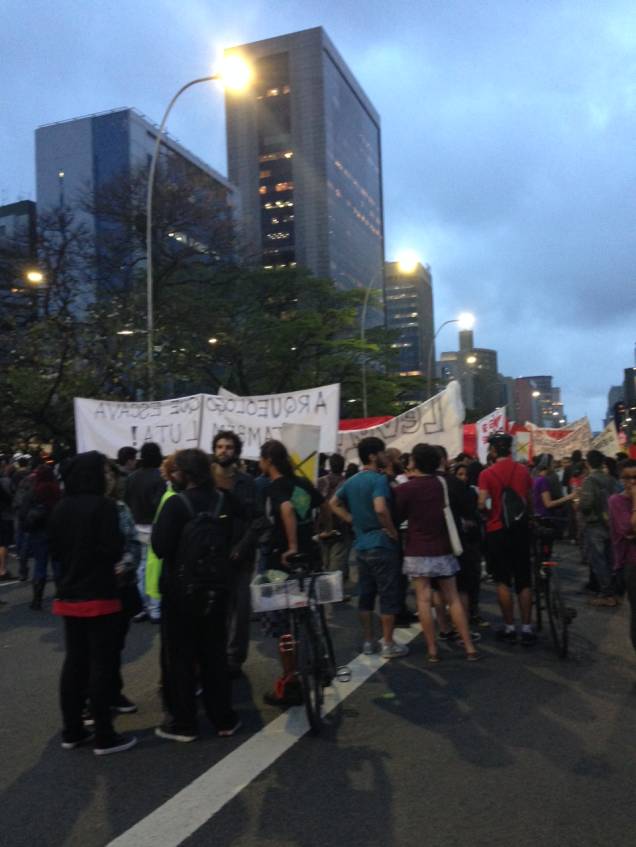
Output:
[145,486,176,599]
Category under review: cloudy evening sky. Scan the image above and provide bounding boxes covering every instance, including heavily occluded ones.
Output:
[2,0,635,429]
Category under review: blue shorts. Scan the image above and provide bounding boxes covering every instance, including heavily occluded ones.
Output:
[356,547,402,615]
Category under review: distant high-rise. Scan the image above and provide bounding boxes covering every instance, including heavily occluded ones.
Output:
[384,260,434,376]
[439,329,500,414]
[225,27,385,303]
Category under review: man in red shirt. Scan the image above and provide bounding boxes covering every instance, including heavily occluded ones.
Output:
[478,433,535,645]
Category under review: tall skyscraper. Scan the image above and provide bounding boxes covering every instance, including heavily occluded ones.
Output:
[225,27,385,304]
[439,329,500,414]
[384,260,434,376]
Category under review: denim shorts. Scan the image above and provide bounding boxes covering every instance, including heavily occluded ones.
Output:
[356,547,402,615]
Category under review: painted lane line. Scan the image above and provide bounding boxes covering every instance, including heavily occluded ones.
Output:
[0,580,20,588]
[107,624,421,847]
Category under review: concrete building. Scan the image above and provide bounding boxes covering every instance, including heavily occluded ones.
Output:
[438,329,500,414]
[224,27,385,312]
[384,260,434,377]
[0,200,39,323]
[514,375,566,426]
[36,108,238,298]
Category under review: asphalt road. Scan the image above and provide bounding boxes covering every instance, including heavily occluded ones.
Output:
[1,544,635,847]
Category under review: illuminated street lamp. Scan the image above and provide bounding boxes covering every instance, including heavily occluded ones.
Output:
[532,390,541,398]
[466,355,477,365]
[427,312,476,399]
[146,55,252,399]
[25,269,45,285]
[208,337,218,345]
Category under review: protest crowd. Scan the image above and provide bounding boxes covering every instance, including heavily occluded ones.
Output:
[1,430,635,756]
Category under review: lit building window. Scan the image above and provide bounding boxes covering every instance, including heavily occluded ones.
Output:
[259,151,294,162]
[259,170,271,179]
[259,186,267,195]
[275,181,294,192]
[266,88,280,97]
[266,231,291,240]
[282,84,291,95]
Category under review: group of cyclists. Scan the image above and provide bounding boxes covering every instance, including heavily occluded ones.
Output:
[0,428,634,754]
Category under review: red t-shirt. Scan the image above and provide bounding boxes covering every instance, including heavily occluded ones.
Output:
[478,458,532,533]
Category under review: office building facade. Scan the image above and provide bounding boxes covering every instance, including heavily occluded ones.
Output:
[384,260,434,376]
[36,108,238,298]
[438,329,500,414]
[225,27,385,309]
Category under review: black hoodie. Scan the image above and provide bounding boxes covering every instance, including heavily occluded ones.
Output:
[49,451,124,603]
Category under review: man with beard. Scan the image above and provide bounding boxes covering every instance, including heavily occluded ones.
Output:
[212,431,260,678]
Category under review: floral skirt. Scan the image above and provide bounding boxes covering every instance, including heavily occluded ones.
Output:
[403,554,459,579]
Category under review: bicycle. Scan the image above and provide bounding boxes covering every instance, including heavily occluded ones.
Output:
[252,553,346,734]
[532,519,577,658]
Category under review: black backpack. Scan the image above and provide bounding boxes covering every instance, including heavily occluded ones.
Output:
[500,464,528,531]
[174,492,231,616]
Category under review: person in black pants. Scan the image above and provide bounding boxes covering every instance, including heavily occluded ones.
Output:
[49,451,137,756]
[151,449,239,742]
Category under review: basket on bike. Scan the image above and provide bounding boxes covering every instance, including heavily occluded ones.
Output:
[250,571,343,613]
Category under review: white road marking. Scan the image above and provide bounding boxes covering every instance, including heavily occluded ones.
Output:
[107,625,421,847]
[0,580,20,588]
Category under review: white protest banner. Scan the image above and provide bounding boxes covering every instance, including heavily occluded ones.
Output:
[281,423,321,483]
[526,417,592,460]
[199,383,340,460]
[338,380,465,464]
[591,422,621,456]
[74,395,204,457]
[476,407,507,464]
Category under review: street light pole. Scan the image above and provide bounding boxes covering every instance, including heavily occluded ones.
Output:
[146,75,219,401]
[145,56,251,400]
[426,312,476,399]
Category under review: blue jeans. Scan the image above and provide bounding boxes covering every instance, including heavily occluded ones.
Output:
[356,547,402,615]
[584,526,614,597]
[137,542,161,619]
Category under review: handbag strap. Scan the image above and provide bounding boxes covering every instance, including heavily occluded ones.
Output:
[438,474,450,508]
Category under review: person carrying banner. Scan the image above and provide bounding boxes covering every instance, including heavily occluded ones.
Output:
[478,432,535,645]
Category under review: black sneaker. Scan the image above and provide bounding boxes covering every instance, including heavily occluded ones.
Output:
[155,723,198,743]
[82,709,95,727]
[61,729,95,750]
[496,628,517,644]
[521,630,537,647]
[111,695,138,714]
[94,733,137,756]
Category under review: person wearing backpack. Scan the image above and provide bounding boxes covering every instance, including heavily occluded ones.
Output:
[579,449,620,607]
[478,432,534,645]
[151,448,240,742]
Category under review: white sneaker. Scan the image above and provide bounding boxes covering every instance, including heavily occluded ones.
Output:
[380,640,410,659]
[362,640,376,655]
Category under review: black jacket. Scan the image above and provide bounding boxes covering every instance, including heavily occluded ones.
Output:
[48,452,124,602]
[124,467,166,524]
[152,483,234,596]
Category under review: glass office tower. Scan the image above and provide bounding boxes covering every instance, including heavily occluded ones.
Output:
[226,28,385,312]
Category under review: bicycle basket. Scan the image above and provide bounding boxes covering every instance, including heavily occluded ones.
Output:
[251,571,343,613]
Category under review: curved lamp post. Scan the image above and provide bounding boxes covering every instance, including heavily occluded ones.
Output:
[145,55,251,399]
[426,311,475,399]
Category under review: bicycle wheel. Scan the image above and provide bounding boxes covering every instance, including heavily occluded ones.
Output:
[296,614,324,733]
[544,568,569,659]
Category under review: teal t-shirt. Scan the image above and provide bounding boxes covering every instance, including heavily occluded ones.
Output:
[337,470,397,551]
